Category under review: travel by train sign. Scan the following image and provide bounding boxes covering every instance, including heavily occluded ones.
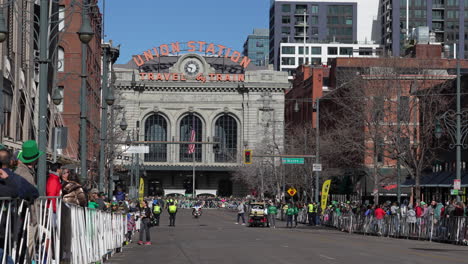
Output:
[138,72,245,83]
[133,41,252,69]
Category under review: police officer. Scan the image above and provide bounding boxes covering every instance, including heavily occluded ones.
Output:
[153,201,162,226]
[307,201,314,226]
[311,202,318,226]
[168,202,178,227]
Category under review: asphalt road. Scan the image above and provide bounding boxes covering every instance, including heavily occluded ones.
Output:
[108,209,468,264]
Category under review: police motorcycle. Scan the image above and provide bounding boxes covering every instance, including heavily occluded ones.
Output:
[192,201,204,218]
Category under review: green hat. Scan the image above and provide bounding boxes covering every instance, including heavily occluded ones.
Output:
[0,144,6,150]
[18,140,44,163]
[420,201,426,205]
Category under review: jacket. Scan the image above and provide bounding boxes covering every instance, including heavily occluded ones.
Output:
[62,180,87,207]
[14,162,36,186]
[46,172,62,212]
[2,168,38,200]
[0,172,18,197]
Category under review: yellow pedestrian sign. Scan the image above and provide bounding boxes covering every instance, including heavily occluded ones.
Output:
[287,188,297,196]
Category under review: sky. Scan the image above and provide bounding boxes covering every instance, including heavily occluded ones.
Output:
[101,0,271,64]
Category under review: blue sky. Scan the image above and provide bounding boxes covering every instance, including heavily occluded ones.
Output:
[101,0,270,64]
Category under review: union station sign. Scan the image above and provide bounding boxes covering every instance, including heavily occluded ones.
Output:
[132,41,251,83]
[132,41,252,69]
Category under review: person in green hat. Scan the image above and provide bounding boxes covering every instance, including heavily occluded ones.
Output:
[15,140,44,186]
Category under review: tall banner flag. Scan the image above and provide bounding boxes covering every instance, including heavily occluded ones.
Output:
[321,180,331,211]
[188,128,196,154]
[139,178,144,202]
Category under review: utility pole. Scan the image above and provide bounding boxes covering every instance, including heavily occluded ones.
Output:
[314,99,320,203]
[37,0,50,195]
[99,47,109,191]
[455,41,461,202]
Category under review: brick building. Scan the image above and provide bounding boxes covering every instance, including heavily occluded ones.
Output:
[57,0,102,170]
[285,44,468,201]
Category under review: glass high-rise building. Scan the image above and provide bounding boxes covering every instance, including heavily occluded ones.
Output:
[381,0,468,58]
[243,29,270,66]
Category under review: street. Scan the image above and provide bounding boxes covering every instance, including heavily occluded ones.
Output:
[108,209,468,264]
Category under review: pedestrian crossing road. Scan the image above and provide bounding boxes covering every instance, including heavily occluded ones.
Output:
[108,209,468,264]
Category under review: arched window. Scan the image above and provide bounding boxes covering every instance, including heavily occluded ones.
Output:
[58,47,64,72]
[180,114,202,162]
[144,114,167,162]
[214,115,238,163]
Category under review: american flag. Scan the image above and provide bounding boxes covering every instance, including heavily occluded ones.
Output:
[187,129,196,154]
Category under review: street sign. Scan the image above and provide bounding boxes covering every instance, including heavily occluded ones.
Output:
[282,158,304,164]
[451,189,459,195]
[124,146,150,154]
[313,163,322,171]
[454,179,461,190]
[287,188,297,196]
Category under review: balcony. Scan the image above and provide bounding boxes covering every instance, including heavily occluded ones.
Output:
[432,15,444,21]
[295,10,308,15]
[294,22,308,27]
[432,4,445,9]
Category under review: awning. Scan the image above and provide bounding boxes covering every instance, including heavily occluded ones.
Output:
[401,171,468,188]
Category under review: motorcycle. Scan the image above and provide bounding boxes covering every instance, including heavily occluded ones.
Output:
[192,206,202,218]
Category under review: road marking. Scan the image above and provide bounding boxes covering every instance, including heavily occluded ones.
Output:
[319,254,336,260]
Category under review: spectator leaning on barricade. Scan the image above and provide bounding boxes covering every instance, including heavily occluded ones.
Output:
[0,147,38,199]
[15,140,43,186]
[88,188,106,209]
[61,168,87,207]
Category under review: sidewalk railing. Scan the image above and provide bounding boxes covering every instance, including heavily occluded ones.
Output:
[321,211,468,244]
[0,197,127,264]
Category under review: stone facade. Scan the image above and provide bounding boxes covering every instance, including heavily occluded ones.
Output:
[114,54,289,197]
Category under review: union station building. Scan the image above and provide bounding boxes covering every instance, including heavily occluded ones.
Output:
[114,41,289,197]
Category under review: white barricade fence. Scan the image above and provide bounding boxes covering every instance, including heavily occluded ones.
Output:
[0,197,127,264]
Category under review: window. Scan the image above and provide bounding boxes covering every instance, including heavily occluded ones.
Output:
[57,47,64,72]
[340,47,353,55]
[281,57,295,65]
[310,16,318,24]
[145,114,168,162]
[298,47,309,55]
[59,5,65,31]
[358,47,373,55]
[398,96,409,122]
[311,5,319,13]
[282,4,291,12]
[345,17,353,25]
[311,27,318,35]
[298,58,309,65]
[281,26,291,34]
[432,10,444,20]
[214,115,238,163]
[256,41,264,47]
[296,4,307,14]
[282,16,291,24]
[311,58,321,65]
[281,46,295,54]
[447,11,459,19]
[327,47,338,55]
[56,86,64,112]
[311,47,321,54]
[180,114,202,162]
[447,0,459,6]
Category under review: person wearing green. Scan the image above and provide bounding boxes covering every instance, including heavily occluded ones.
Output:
[292,203,300,228]
[286,203,295,228]
[267,202,278,228]
[168,202,177,227]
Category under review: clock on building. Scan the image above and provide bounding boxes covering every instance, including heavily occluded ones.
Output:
[182,59,203,76]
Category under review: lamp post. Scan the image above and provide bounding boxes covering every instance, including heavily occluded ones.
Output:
[37,0,51,195]
[77,0,94,184]
[99,44,119,192]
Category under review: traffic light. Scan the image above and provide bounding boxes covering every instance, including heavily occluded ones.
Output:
[244,149,252,164]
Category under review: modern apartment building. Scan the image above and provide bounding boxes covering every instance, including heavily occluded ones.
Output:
[280,42,381,79]
[269,0,380,70]
[243,29,269,66]
[381,0,468,58]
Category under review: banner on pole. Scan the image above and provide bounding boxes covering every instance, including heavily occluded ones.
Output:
[139,178,144,202]
[321,180,331,211]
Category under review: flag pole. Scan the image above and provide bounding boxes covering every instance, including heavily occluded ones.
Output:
[193,151,196,199]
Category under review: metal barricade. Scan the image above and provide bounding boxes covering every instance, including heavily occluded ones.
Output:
[324,210,468,245]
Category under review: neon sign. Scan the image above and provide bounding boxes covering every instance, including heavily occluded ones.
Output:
[133,41,252,69]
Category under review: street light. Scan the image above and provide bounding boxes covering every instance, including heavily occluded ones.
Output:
[120,115,128,131]
[77,5,94,44]
[106,84,116,106]
[294,101,300,113]
[435,119,443,139]
[52,87,63,105]
[0,9,8,43]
